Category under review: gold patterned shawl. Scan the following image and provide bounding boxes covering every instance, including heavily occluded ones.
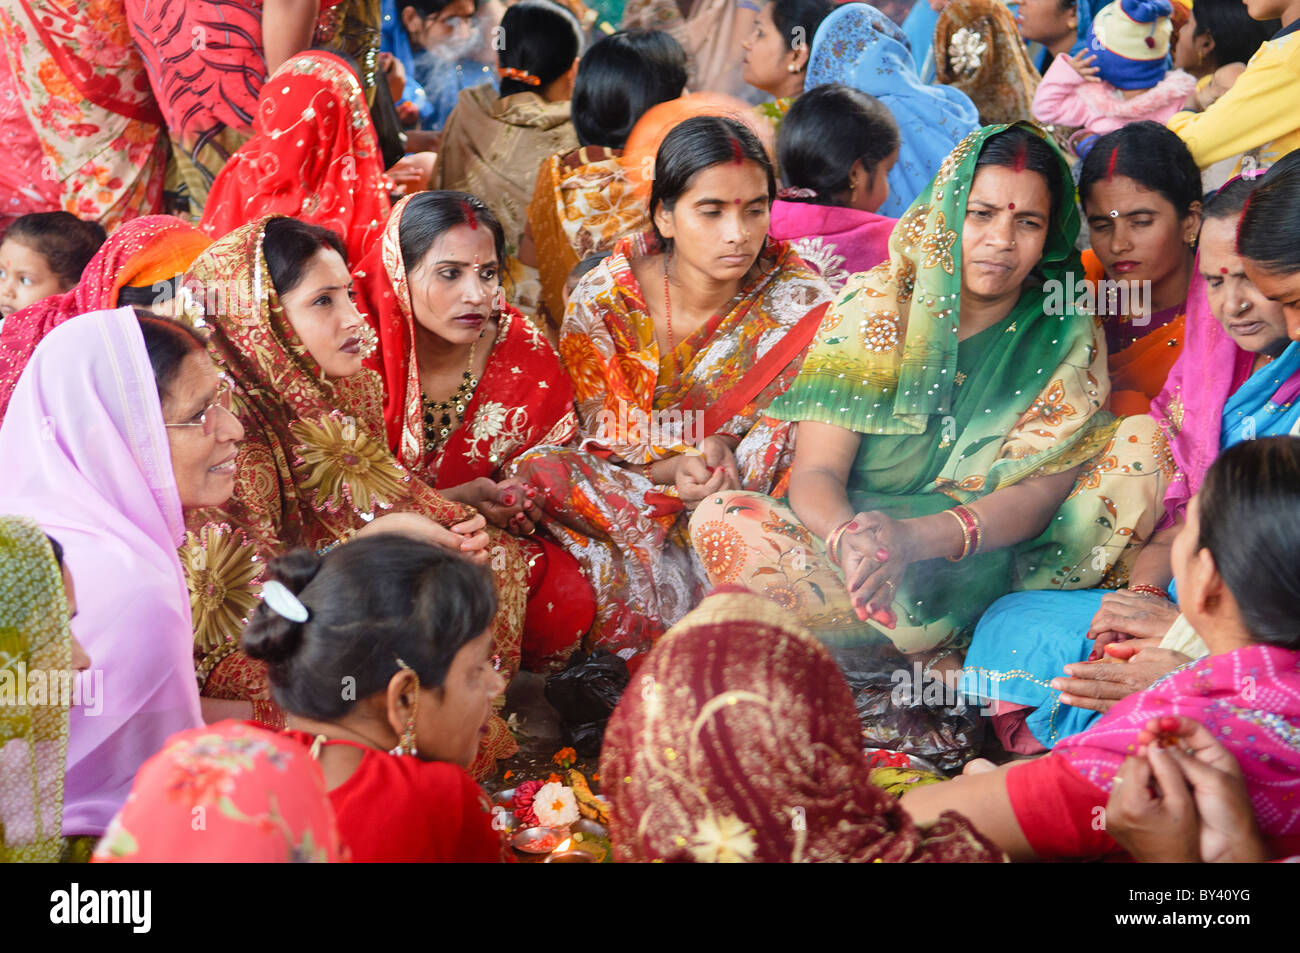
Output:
[600,589,1007,863]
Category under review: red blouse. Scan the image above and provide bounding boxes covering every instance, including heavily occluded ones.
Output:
[283,731,512,863]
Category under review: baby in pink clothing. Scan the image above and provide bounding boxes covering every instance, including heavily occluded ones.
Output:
[1033,0,1195,149]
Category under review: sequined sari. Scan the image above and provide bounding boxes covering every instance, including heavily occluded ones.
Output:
[600,589,1006,862]
[355,194,591,669]
[690,123,1169,654]
[181,218,530,778]
[507,231,833,658]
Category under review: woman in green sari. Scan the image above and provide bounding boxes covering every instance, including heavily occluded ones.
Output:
[690,122,1169,659]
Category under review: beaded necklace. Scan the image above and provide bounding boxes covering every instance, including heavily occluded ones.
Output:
[421,332,481,456]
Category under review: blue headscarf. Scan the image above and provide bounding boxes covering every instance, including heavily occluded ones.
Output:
[805,3,979,217]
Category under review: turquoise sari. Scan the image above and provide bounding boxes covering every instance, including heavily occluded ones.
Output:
[962,341,1300,748]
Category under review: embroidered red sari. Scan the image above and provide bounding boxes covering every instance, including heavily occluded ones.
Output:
[182,217,532,778]
[355,194,592,669]
[201,51,391,268]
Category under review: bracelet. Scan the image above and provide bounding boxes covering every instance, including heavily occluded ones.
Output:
[824,518,855,567]
[1129,584,1171,601]
[944,504,983,562]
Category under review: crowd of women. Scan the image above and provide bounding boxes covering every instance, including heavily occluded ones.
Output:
[1,0,1299,864]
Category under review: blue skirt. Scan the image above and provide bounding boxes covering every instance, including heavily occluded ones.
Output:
[960,589,1106,748]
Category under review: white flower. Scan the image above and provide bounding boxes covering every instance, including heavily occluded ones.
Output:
[471,401,509,442]
[689,809,757,863]
[948,27,987,77]
[532,782,580,828]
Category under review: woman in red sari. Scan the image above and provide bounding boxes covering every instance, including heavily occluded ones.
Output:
[249,536,512,863]
[355,191,593,669]
[508,116,834,660]
[201,51,392,268]
[0,215,212,423]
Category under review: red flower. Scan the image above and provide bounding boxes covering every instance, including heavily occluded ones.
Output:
[513,779,545,827]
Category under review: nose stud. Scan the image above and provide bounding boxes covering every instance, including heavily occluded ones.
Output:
[1109,210,1119,218]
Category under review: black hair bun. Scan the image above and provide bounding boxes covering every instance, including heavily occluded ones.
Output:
[240,549,322,665]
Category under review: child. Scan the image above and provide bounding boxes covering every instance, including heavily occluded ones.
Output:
[0,212,105,321]
[1032,0,1196,157]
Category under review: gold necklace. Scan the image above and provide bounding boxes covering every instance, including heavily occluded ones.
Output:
[422,332,481,456]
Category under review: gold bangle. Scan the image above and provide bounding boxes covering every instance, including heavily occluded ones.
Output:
[824,519,854,567]
[943,508,971,562]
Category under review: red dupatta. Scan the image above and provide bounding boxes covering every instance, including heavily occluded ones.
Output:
[200,51,391,267]
[354,194,579,478]
[0,215,211,422]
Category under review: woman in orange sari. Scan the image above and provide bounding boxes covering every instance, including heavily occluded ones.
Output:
[355,190,592,670]
[181,215,531,779]
[525,30,686,326]
[507,116,833,660]
[1077,121,1202,415]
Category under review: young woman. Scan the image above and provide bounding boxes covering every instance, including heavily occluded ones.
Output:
[804,2,979,218]
[768,84,899,289]
[0,306,245,839]
[1078,122,1202,416]
[622,0,764,103]
[181,216,534,777]
[355,191,595,669]
[902,437,1300,862]
[1239,149,1300,348]
[248,537,512,862]
[741,0,835,132]
[0,215,211,422]
[963,175,1300,751]
[0,517,94,862]
[600,588,1005,862]
[433,0,583,256]
[934,0,1041,126]
[1015,0,1084,73]
[200,51,395,268]
[526,30,687,323]
[691,123,1163,660]
[509,116,834,659]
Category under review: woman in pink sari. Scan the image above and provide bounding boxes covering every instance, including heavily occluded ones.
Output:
[0,306,244,837]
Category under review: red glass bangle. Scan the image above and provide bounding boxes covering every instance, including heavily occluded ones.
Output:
[1129,584,1171,601]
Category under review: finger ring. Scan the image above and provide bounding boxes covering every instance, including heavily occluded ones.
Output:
[525,526,537,536]
[883,580,897,599]
[1112,776,1124,788]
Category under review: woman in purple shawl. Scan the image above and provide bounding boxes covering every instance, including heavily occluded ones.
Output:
[0,306,244,839]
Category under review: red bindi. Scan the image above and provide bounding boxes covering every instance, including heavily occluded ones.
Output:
[1220,267,1229,274]
[1008,202,1015,210]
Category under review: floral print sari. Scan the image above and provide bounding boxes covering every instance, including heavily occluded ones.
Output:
[690,123,1169,654]
[507,231,833,658]
[181,218,530,778]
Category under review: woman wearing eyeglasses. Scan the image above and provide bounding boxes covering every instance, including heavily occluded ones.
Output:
[0,306,239,840]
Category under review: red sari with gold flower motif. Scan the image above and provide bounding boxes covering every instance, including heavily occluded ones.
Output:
[355,195,592,669]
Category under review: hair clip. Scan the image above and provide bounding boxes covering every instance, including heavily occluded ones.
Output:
[1241,169,1267,180]
[498,66,541,86]
[262,579,309,623]
[777,186,818,200]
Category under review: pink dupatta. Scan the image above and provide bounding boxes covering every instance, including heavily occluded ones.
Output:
[0,306,202,836]
[768,199,897,291]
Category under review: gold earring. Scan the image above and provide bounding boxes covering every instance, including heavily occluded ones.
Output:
[787,62,800,73]
[389,657,420,757]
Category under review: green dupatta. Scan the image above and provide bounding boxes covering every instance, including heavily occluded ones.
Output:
[0,516,73,862]
[769,123,1116,648]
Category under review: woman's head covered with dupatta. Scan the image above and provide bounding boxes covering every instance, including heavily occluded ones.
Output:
[0,517,74,862]
[600,588,1005,862]
[933,0,1042,125]
[0,306,204,835]
[804,3,980,217]
[93,720,344,862]
[0,216,212,422]
[199,51,392,268]
[770,121,1082,438]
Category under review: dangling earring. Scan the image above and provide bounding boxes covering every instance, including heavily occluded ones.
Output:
[492,286,506,319]
[388,657,420,757]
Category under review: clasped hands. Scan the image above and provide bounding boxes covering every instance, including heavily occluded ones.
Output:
[835,511,916,629]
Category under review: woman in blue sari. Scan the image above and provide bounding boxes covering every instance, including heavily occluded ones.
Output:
[804,2,979,217]
[962,175,1300,751]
